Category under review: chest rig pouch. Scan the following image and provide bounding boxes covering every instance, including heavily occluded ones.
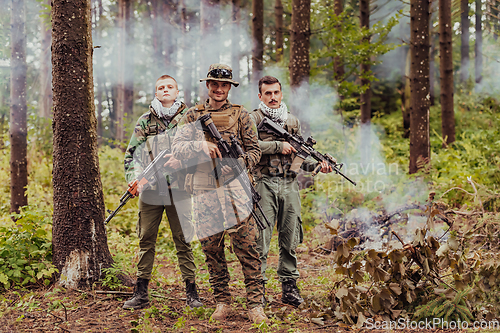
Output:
[253,110,300,178]
[192,104,244,190]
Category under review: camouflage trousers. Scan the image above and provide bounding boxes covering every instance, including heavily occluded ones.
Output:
[255,175,303,282]
[136,189,196,281]
[193,185,263,309]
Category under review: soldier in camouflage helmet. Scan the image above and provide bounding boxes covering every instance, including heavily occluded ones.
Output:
[250,76,332,307]
[123,75,202,310]
[172,64,268,324]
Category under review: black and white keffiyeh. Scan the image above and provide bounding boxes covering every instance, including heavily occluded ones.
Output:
[151,97,182,118]
[258,101,288,127]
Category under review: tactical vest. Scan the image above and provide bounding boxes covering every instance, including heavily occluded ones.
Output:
[141,104,188,165]
[140,103,188,190]
[251,109,300,178]
[191,103,244,190]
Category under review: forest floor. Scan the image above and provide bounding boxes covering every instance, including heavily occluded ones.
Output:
[0,223,485,333]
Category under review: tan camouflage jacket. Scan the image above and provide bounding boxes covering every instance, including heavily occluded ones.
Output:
[172,100,261,172]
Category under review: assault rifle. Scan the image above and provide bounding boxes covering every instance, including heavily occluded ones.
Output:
[104,150,172,224]
[198,113,272,230]
[257,117,356,186]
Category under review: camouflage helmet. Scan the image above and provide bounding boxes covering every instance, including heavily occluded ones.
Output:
[200,63,239,87]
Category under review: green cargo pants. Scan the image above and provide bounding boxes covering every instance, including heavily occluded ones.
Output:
[136,189,196,281]
[255,174,303,282]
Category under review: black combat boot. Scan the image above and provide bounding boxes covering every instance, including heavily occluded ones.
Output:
[185,280,203,308]
[281,278,304,307]
[123,278,150,309]
[262,281,267,307]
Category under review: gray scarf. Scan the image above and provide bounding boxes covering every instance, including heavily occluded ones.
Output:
[258,101,288,127]
[151,97,182,118]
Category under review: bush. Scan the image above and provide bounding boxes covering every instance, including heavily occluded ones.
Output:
[0,209,57,290]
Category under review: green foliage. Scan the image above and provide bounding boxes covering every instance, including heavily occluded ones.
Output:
[413,289,473,323]
[101,263,124,291]
[311,1,400,103]
[0,209,57,290]
[373,91,500,208]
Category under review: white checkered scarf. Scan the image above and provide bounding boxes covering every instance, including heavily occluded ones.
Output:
[151,97,182,118]
[258,101,288,127]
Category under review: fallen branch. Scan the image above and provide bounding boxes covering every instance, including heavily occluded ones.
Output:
[47,310,64,322]
[445,209,482,216]
[94,290,186,300]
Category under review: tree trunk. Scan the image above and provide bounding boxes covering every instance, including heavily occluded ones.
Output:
[439,0,455,145]
[409,0,431,174]
[94,0,104,143]
[231,0,241,101]
[402,46,411,138]
[491,0,499,41]
[460,0,470,83]
[290,0,310,88]
[360,0,371,124]
[149,0,164,73]
[40,0,52,118]
[181,0,193,105]
[10,0,28,214]
[289,0,311,135]
[200,0,221,100]
[163,1,178,76]
[51,0,113,288]
[475,0,483,85]
[333,0,344,82]
[429,34,436,106]
[116,0,134,143]
[275,0,284,62]
[252,0,264,105]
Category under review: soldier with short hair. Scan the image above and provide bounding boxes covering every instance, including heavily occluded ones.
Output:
[172,64,268,324]
[123,75,202,310]
[250,75,332,307]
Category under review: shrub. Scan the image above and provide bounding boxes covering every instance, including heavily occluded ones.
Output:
[0,209,57,289]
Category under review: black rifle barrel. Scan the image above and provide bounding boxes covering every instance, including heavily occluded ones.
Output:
[257,117,356,186]
[199,114,271,230]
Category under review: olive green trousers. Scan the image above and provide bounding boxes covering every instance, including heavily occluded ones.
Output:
[136,189,196,281]
[255,175,303,282]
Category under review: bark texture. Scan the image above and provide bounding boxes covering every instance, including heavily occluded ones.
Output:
[231,0,241,101]
[289,0,310,87]
[409,0,431,174]
[289,0,311,135]
[360,0,371,124]
[402,46,411,138]
[181,0,194,105]
[51,0,113,288]
[40,0,53,118]
[439,0,455,145]
[333,0,344,82]
[275,0,284,62]
[252,0,264,83]
[429,34,436,106]
[10,0,28,213]
[475,0,483,85]
[460,0,470,83]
